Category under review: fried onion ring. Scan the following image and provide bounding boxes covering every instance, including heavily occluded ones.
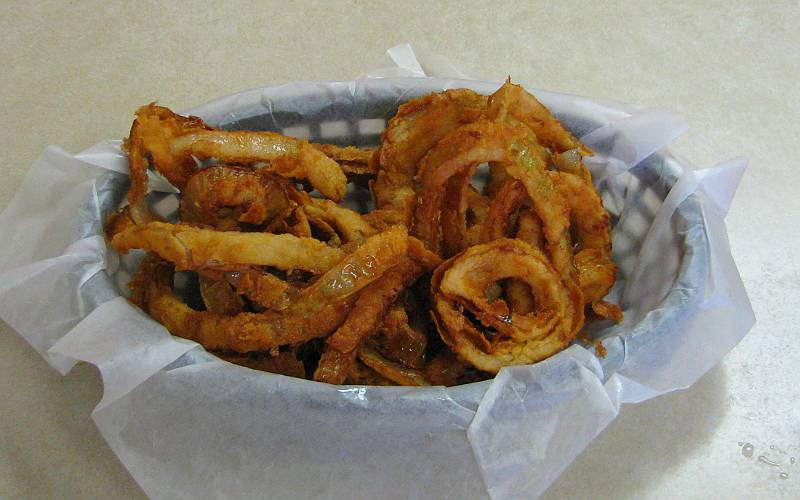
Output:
[126,104,347,202]
[313,143,378,182]
[290,190,375,244]
[431,239,584,373]
[370,170,416,227]
[379,89,488,176]
[135,226,411,352]
[413,120,572,277]
[550,171,617,308]
[488,80,593,156]
[110,221,345,274]
[480,179,528,243]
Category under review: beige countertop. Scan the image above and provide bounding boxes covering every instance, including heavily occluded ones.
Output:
[1,1,797,498]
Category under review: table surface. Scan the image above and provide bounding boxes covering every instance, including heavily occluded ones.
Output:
[1,1,797,498]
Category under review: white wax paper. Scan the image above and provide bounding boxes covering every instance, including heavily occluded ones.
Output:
[0,45,754,499]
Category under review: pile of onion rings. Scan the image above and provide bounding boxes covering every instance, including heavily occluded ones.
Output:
[107,80,621,386]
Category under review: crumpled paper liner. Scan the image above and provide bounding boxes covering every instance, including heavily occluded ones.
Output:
[0,45,754,499]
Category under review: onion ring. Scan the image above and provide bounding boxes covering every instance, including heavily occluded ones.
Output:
[431,239,584,373]
[370,170,416,227]
[412,120,572,277]
[312,143,378,183]
[110,221,345,274]
[487,80,592,156]
[379,89,488,176]
[290,190,375,244]
[479,179,528,243]
[135,226,411,352]
[126,104,347,202]
[550,171,617,308]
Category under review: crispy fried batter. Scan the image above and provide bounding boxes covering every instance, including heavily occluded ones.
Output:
[134,227,411,352]
[111,221,345,274]
[488,80,593,156]
[199,276,245,315]
[431,239,584,373]
[379,89,488,176]
[126,104,347,202]
[116,82,622,385]
[413,120,571,277]
[180,166,295,231]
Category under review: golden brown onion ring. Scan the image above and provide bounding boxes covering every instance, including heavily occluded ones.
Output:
[312,143,378,183]
[441,177,490,256]
[379,89,488,176]
[549,171,618,311]
[462,186,491,248]
[126,104,347,202]
[413,120,572,277]
[290,190,375,244]
[135,226,411,352]
[487,80,592,156]
[370,170,416,227]
[110,221,345,274]
[123,105,211,223]
[431,239,584,373]
[480,179,528,244]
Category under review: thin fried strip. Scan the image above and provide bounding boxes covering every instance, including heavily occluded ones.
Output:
[292,191,376,244]
[325,260,423,355]
[314,254,435,383]
[488,80,593,156]
[313,143,377,172]
[138,227,411,352]
[111,221,345,273]
[380,88,488,176]
[357,345,430,386]
[370,170,416,226]
[127,104,347,201]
